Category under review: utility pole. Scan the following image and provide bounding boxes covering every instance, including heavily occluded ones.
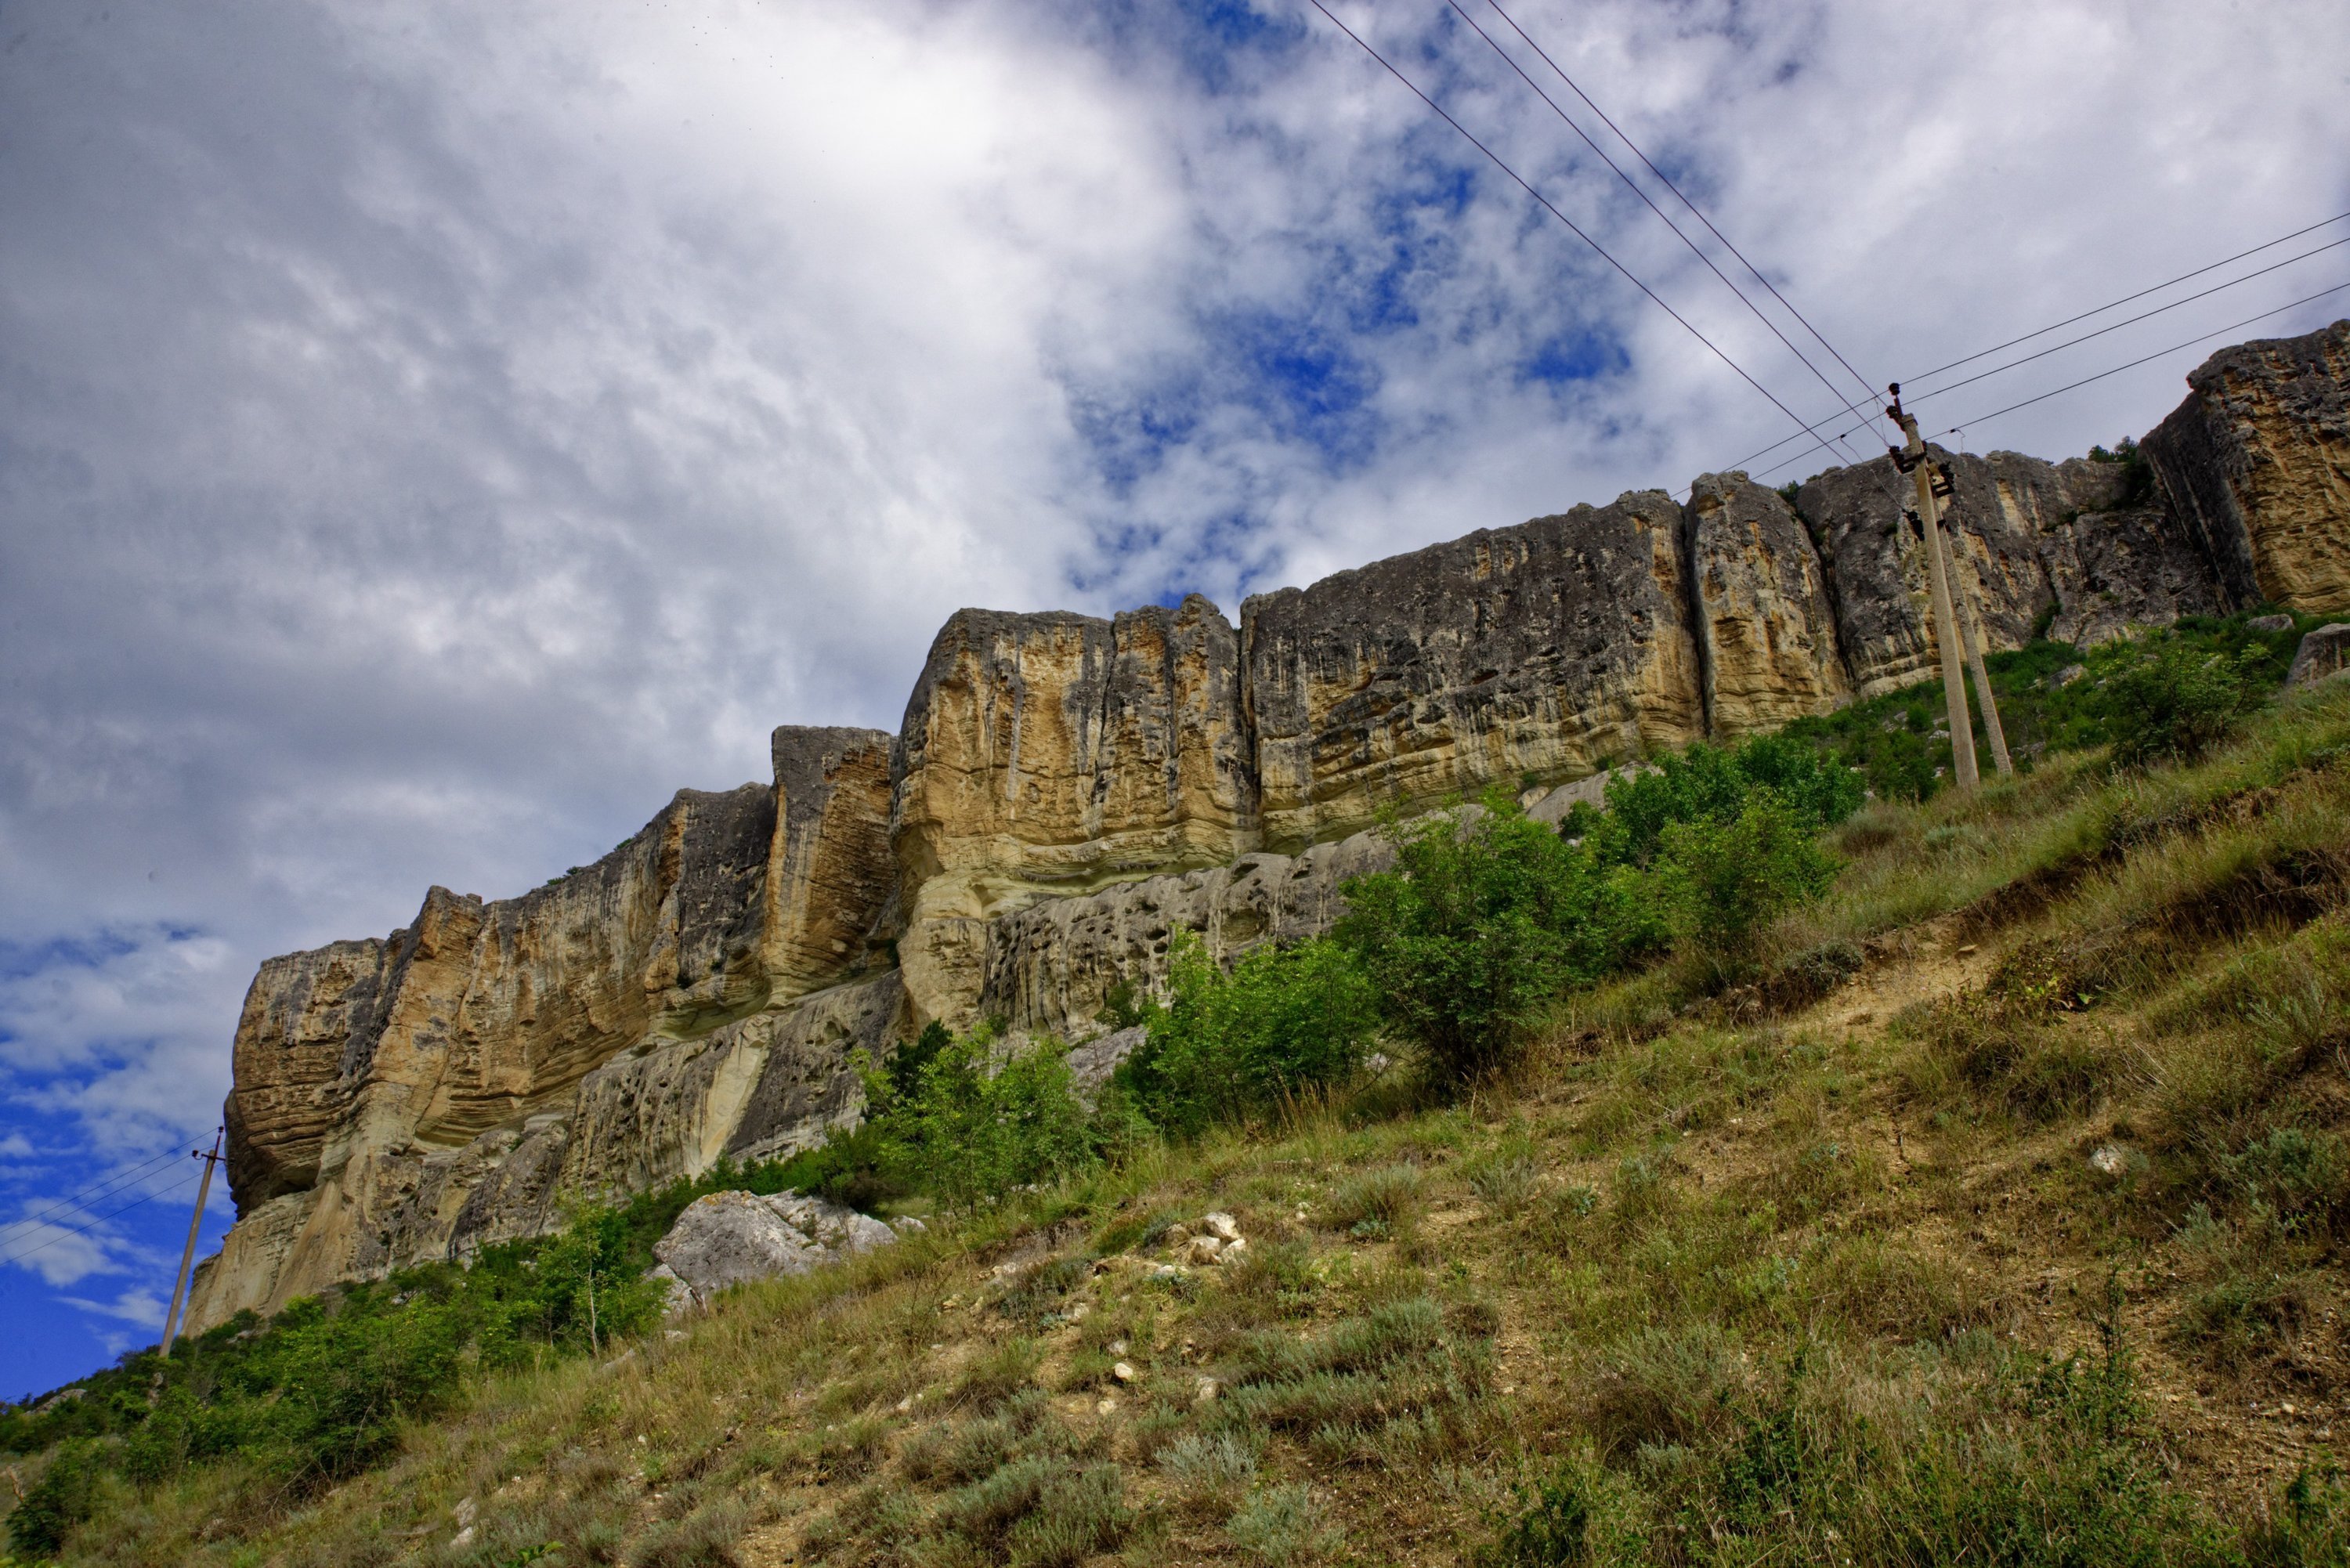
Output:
[1888,386,1979,790]
[1943,511,2015,778]
[160,1129,224,1360]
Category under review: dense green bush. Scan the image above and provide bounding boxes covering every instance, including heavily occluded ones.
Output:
[1118,932,1379,1136]
[1336,790,1649,1086]
[1654,788,1842,966]
[2102,642,2265,768]
[859,1023,1117,1213]
[1574,733,1862,870]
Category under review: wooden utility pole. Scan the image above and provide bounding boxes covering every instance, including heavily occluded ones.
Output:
[1943,511,2015,778]
[1888,386,1979,790]
[160,1129,224,1360]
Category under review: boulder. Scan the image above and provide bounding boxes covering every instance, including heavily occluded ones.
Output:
[2287,623,2350,688]
[651,1189,898,1307]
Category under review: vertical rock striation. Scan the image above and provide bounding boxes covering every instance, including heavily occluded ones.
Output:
[1682,472,1849,732]
[890,594,1255,1027]
[1243,490,1705,850]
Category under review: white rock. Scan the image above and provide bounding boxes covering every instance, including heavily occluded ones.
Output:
[449,1526,475,1550]
[651,1189,898,1306]
[2088,1143,2135,1178]
[1184,1235,1225,1266]
[1112,1360,1137,1383]
[1192,1375,1221,1406]
[1204,1211,1242,1242]
[1220,1237,1249,1263]
[1095,1396,1118,1416]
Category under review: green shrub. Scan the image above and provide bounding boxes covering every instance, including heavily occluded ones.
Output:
[1574,733,1861,870]
[861,1023,1106,1213]
[1118,932,1379,1136]
[1337,791,1644,1086]
[1654,787,1840,965]
[2104,642,2264,768]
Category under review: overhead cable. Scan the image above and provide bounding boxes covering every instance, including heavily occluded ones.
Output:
[1907,233,2350,405]
[0,1168,204,1270]
[1929,280,2350,436]
[1907,209,2350,384]
[1480,0,1882,407]
[1447,0,1874,463]
[0,1147,189,1244]
[1303,0,1852,478]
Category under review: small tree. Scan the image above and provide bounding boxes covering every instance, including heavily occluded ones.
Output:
[1654,787,1840,975]
[2102,643,2260,768]
[1335,790,1640,1088]
[1119,932,1379,1136]
[864,1024,1101,1212]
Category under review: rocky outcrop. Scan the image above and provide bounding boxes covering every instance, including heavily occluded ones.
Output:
[764,727,897,999]
[891,596,1256,1027]
[2143,321,2350,612]
[189,321,2349,1331]
[1682,472,1849,732]
[2287,623,2350,687]
[1244,490,1705,849]
[978,826,1396,1039]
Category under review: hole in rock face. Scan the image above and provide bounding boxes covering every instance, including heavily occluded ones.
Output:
[1222,911,1267,945]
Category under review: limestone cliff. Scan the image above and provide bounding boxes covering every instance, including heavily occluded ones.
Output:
[2143,320,2350,612]
[190,320,2348,1329]
[1683,472,1849,732]
[891,595,1255,1027]
[1244,490,1705,850]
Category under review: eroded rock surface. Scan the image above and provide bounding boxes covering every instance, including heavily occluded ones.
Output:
[1244,490,1705,849]
[2143,321,2350,612]
[1683,472,1849,732]
[891,595,1256,1027]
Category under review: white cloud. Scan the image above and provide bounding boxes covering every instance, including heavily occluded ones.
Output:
[59,1288,169,1331]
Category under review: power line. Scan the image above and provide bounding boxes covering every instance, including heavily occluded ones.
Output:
[1480,0,1882,407]
[1907,233,2350,406]
[0,1167,205,1271]
[1303,0,1852,478]
[1907,209,2350,384]
[1445,0,1874,464]
[0,1147,190,1244]
[1926,279,2350,437]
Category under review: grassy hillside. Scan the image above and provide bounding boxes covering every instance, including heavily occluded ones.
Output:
[12,622,2350,1566]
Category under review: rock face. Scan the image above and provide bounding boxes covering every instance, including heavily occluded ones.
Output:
[653,1189,898,1308]
[1683,472,1849,732]
[189,320,2348,1331]
[891,595,1256,1028]
[2287,623,2350,687]
[2143,322,2350,612]
[1244,490,1705,849]
[978,826,1397,1039]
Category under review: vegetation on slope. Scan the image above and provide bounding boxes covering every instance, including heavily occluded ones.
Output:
[9,610,2350,1566]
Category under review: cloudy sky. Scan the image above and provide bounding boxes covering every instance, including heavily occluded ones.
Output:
[2,0,2345,1393]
